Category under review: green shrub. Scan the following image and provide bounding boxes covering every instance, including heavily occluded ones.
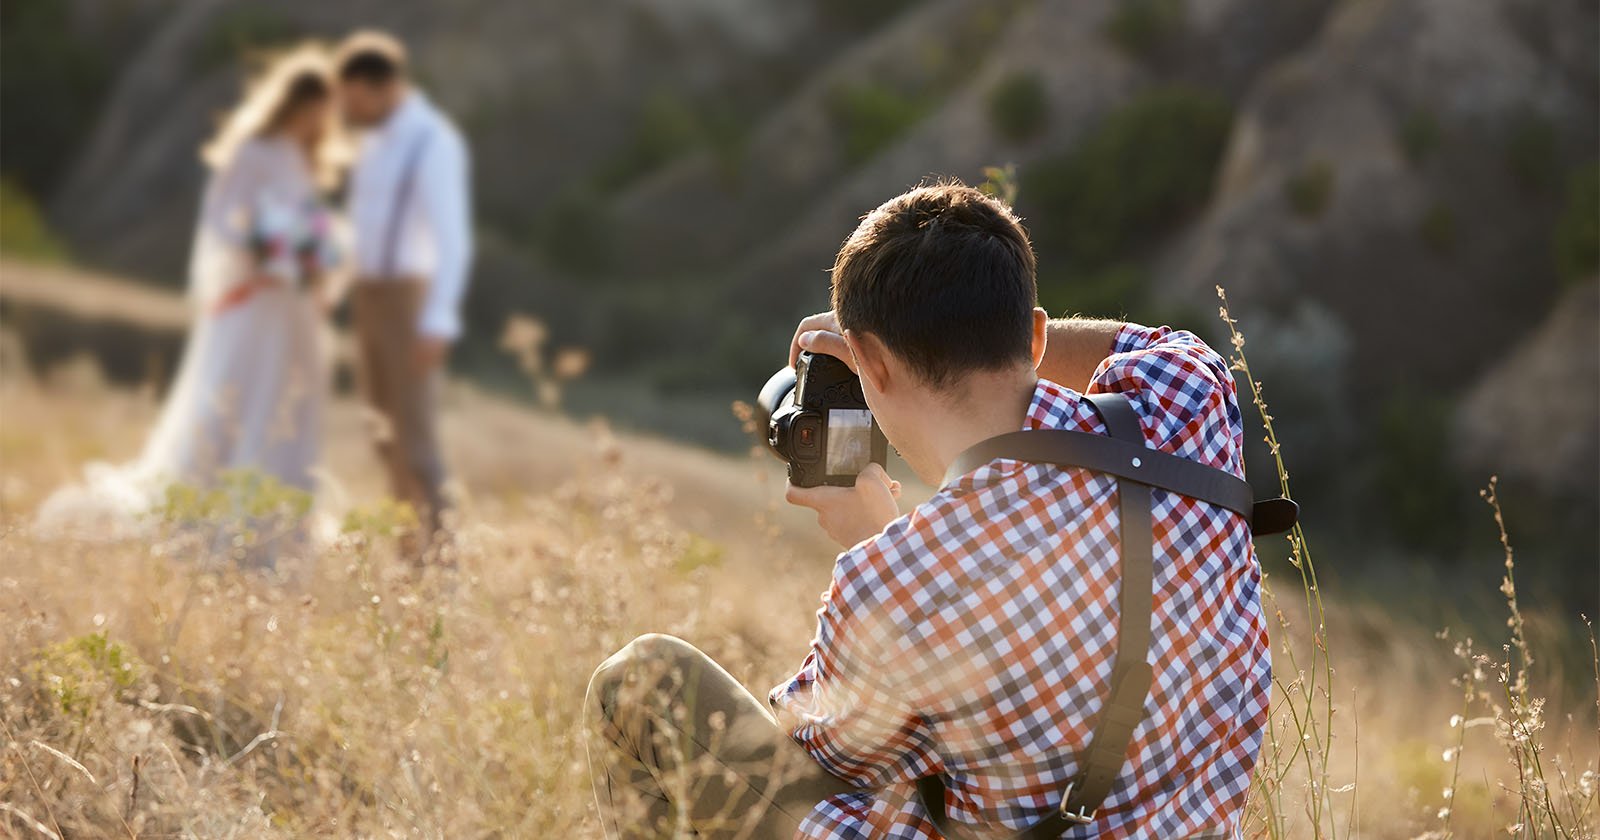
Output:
[534,188,614,276]
[1284,160,1335,219]
[32,631,144,717]
[0,0,113,197]
[1373,393,1462,550]
[1554,162,1599,284]
[817,0,926,31]
[1398,109,1442,166]
[194,5,302,71]
[1021,85,1233,271]
[827,82,933,166]
[0,179,66,260]
[1419,202,1458,255]
[594,92,703,194]
[1104,0,1185,61]
[987,72,1049,143]
[1039,263,1147,319]
[1504,109,1559,192]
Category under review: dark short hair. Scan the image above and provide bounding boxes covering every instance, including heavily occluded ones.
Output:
[831,182,1038,389]
[336,31,407,85]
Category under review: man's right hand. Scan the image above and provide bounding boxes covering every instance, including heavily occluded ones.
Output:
[789,311,855,372]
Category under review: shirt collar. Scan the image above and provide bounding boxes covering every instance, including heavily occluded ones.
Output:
[377,89,429,139]
[942,378,1082,491]
[1023,377,1080,431]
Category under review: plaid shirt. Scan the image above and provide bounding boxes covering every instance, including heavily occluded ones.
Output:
[770,324,1270,839]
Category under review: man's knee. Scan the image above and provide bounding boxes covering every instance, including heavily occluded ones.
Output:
[587,634,699,721]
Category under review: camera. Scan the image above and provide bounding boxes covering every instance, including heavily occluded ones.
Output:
[756,351,888,487]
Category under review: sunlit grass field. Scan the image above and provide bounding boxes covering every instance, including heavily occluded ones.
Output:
[0,314,1594,838]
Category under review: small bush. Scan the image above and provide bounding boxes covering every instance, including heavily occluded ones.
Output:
[1504,109,1559,192]
[1374,393,1462,548]
[1284,160,1335,219]
[827,82,933,166]
[1038,262,1146,320]
[593,91,750,193]
[0,179,66,260]
[194,5,303,71]
[987,72,1049,143]
[0,0,113,197]
[534,188,614,276]
[1398,109,1442,166]
[1104,0,1185,61]
[817,0,926,31]
[1021,85,1233,271]
[1419,202,1458,255]
[1554,161,1599,284]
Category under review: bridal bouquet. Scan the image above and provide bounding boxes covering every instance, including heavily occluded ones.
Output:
[249,194,338,288]
[215,194,339,314]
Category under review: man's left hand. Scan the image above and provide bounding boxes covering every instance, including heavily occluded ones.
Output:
[414,336,451,372]
[786,463,902,550]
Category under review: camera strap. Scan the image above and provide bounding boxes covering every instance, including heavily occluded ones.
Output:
[916,391,1296,839]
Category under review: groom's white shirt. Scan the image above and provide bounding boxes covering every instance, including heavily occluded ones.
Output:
[350,90,473,340]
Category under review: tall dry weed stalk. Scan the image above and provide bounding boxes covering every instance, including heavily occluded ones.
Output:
[1218,287,1597,840]
[1218,287,1343,839]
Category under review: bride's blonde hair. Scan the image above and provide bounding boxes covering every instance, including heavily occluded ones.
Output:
[201,44,344,187]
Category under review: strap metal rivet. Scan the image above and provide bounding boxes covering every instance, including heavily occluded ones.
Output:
[1131,457,1142,468]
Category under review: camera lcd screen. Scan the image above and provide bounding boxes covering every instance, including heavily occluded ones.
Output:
[825,409,875,476]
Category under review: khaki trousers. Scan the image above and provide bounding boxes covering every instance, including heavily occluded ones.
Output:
[352,281,448,550]
[585,634,854,839]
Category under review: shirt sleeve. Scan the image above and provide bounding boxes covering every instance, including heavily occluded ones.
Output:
[1090,323,1245,473]
[415,124,474,340]
[198,140,272,250]
[770,540,939,789]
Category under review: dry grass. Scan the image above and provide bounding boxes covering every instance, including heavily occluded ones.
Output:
[0,311,1595,838]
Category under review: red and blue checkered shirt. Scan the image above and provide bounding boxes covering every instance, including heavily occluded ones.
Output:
[770,324,1270,839]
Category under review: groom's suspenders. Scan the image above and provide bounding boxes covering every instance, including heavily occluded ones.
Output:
[379,128,434,279]
[916,392,1296,839]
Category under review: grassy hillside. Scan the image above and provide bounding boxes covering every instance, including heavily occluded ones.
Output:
[0,279,1594,837]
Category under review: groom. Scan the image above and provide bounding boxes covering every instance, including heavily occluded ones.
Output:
[336,31,473,559]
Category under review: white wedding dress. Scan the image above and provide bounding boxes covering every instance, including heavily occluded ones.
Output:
[37,136,332,559]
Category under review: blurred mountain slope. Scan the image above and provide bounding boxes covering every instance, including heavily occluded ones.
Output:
[4,0,1596,580]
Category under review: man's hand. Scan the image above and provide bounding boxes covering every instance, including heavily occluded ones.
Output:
[786,463,902,549]
[789,311,855,372]
[414,336,450,372]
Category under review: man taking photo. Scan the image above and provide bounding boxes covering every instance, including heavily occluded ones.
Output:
[585,182,1269,839]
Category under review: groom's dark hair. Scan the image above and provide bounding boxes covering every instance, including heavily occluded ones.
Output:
[337,31,407,86]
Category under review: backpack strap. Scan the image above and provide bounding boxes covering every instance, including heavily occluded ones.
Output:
[915,392,1294,839]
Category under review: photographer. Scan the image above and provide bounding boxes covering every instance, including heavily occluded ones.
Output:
[585,183,1269,839]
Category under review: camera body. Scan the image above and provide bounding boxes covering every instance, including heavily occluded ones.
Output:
[757,352,888,487]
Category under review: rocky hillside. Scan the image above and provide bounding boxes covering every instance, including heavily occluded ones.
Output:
[4,0,1597,581]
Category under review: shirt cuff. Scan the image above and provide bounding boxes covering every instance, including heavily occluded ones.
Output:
[1112,322,1163,355]
[417,307,460,341]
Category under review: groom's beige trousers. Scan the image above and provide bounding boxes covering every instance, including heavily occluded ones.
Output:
[352,280,448,548]
[585,634,855,839]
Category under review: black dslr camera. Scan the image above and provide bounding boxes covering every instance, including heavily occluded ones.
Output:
[756,351,888,487]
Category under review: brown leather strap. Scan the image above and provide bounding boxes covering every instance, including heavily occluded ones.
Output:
[1058,392,1154,822]
[915,392,1297,837]
[943,424,1297,535]
[915,393,1155,839]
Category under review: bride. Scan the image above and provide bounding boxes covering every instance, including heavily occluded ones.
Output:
[38,47,344,565]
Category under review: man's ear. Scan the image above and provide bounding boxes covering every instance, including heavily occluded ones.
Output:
[844,329,893,394]
[1029,307,1049,369]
